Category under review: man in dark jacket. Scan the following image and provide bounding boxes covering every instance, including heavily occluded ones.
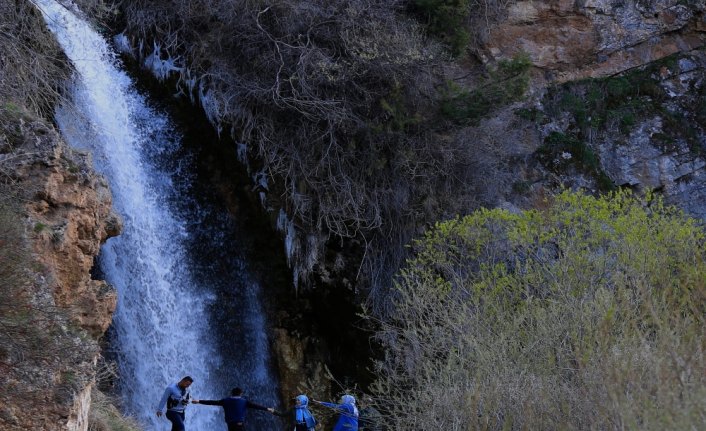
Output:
[193,387,273,431]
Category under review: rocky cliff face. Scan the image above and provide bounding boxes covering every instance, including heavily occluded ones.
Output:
[0,108,121,431]
[485,0,705,82]
[594,54,706,217]
[22,124,121,338]
[473,0,706,221]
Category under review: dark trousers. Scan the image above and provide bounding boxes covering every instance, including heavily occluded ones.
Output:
[166,410,185,431]
[227,422,245,431]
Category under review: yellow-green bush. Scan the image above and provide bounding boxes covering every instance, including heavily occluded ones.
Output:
[371,190,706,429]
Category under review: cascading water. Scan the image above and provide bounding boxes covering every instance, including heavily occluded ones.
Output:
[37,1,281,429]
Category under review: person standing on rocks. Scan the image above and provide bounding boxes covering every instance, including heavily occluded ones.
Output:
[192,386,274,431]
[157,376,194,431]
[272,394,318,431]
[313,394,359,431]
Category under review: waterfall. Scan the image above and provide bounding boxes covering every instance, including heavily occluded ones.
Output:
[36,1,281,429]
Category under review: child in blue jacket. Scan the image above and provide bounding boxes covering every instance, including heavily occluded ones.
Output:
[273,394,317,431]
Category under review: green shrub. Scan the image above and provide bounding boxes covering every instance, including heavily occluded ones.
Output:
[536,132,615,190]
[514,107,544,123]
[539,131,598,168]
[545,53,698,141]
[442,53,531,123]
[371,190,706,430]
[411,0,471,56]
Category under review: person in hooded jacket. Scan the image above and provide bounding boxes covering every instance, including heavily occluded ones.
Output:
[273,394,317,431]
[313,394,359,431]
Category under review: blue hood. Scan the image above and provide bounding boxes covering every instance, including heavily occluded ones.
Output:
[296,395,309,407]
[295,394,316,427]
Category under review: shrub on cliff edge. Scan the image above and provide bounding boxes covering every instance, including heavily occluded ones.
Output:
[371,190,706,429]
[0,0,70,116]
[89,388,141,431]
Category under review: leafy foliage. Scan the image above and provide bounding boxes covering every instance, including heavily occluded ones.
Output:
[371,190,706,429]
[409,0,513,57]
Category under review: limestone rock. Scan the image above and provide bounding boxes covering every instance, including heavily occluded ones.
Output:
[0,113,119,431]
[272,327,330,402]
[11,119,121,338]
[485,0,706,81]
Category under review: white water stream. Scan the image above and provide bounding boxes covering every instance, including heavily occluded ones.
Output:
[37,1,280,429]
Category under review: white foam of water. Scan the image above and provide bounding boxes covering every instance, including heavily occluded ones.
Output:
[35,1,250,428]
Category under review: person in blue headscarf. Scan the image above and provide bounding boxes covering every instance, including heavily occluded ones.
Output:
[273,394,317,431]
[313,394,359,431]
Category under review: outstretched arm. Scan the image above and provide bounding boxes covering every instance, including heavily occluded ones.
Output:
[271,407,291,417]
[315,400,339,410]
[246,400,270,411]
[195,399,224,406]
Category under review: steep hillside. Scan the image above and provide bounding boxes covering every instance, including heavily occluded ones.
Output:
[112,0,480,301]
[104,0,706,404]
[0,105,119,431]
[0,2,135,430]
